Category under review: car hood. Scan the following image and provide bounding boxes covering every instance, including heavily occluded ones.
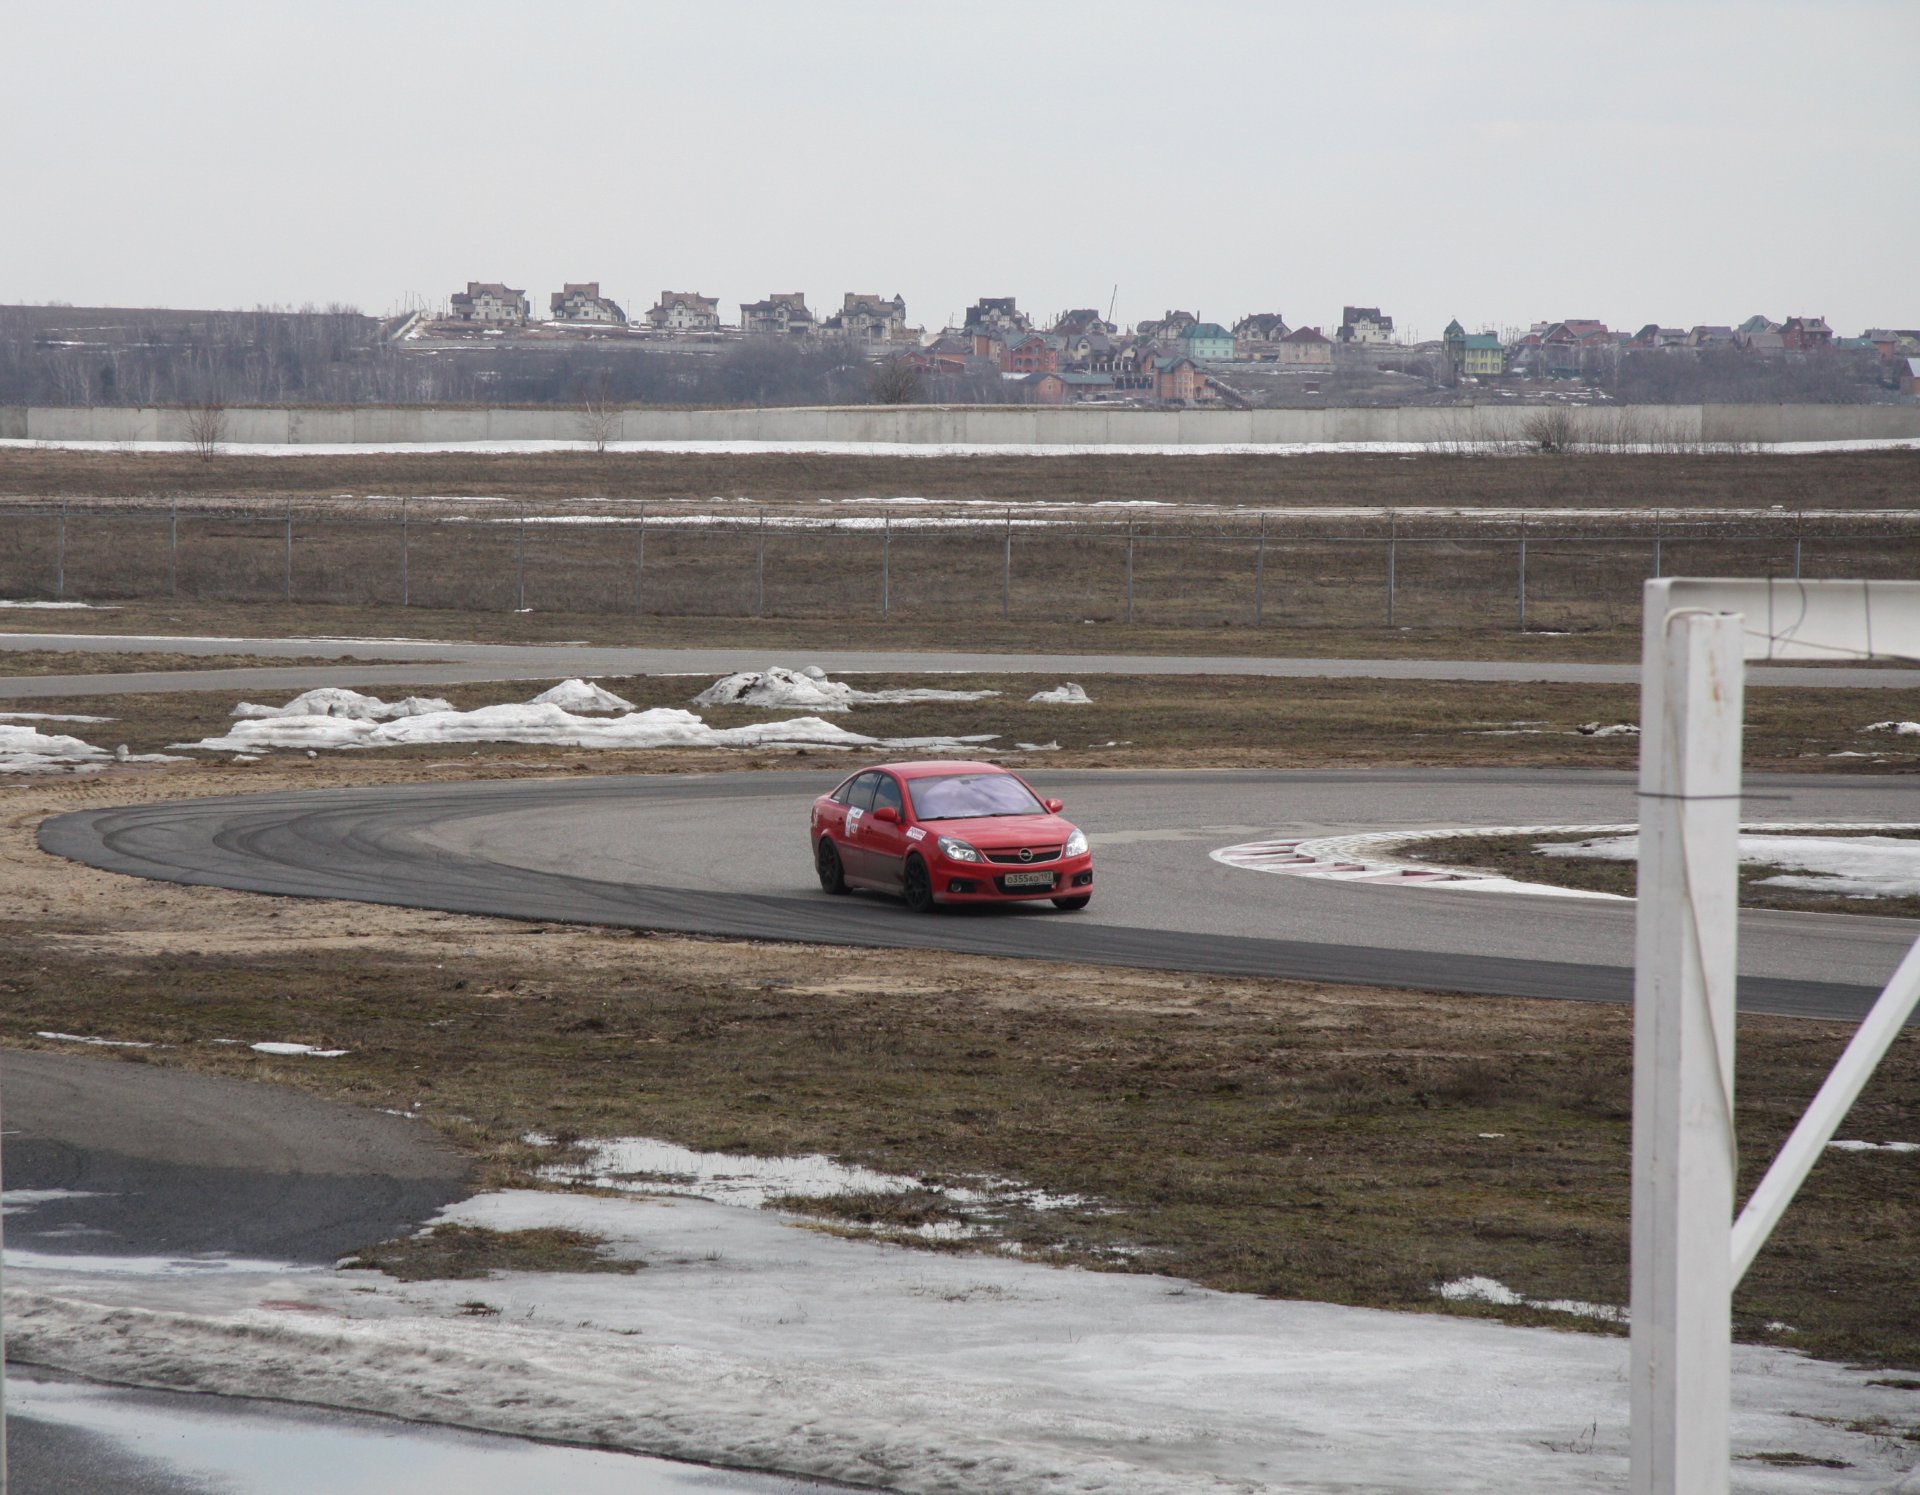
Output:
[916,814,1076,849]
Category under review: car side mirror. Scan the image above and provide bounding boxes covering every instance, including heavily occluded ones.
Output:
[872,806,899,824]
[1044,798,1064,814]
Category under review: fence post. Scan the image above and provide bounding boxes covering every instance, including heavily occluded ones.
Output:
[1517,516,1528,633]
[755,514,766,616]
[515,505,526,611]
[55,503,66,601]
[1254,514,1267,628]
[635,505,646,613]
[1125,519,1135,625]
[1792,536,1802,581]
[882,516,891,619]
[400,499,410,607]
[1653,534,1663,580]
[1003,507,1012,620]
[1386,513,1397,627]
[283,501,293,602]
[168,499,178,597]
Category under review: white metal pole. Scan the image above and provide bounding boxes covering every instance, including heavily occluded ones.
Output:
[1630,592,1746,1495]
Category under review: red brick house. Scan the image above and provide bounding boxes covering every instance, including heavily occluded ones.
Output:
[1780,316,1833,351]
[1154,356,1217,405]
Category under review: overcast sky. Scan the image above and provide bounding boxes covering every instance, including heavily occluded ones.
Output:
[5,1,1914,338]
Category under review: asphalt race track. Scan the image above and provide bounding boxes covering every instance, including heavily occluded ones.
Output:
[40,767,1920,1022]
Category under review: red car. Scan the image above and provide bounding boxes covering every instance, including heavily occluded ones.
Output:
[811,760,1093,912]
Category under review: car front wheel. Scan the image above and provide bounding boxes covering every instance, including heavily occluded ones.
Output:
[902,854,936,913]
[817,837,849,894]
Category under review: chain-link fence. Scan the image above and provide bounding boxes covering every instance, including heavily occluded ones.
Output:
[3,498,1916,633]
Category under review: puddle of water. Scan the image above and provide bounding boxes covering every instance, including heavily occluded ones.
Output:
[8,1371,862,1494]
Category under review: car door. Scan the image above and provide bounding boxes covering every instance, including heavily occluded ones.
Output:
[837,771,882,881]
[861,772,910,890]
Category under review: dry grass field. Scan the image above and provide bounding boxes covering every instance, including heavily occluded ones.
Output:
[3,445,1917,509]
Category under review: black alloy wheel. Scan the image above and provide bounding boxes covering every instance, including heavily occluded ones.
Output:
[817,838,848,894]
[902,855,936,913]
[1051,895,1091,911]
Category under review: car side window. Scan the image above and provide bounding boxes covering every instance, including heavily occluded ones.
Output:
[872,775,903,818]
[845,773,880,811]
[830,775,858,806]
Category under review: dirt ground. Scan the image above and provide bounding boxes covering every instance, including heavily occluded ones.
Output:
[2,759,1917,1367]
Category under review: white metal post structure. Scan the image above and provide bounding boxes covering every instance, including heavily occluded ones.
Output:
[1632,578,1920,1495]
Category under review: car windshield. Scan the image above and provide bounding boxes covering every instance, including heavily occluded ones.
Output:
[908,773,1045,820]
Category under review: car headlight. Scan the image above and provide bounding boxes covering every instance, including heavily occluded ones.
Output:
[936,835,983,863]
[1063,827,1089,858]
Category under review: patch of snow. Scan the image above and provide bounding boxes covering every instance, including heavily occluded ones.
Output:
[7,1186,1909,1493]
[248,1042,350,1058]
[231,688,454,721]
[0,712,113,723]
[1827,1140,1920,1154]
[0,724,185,775]
[692,665,997,713]
[180,696,995,756]
[34,1031,156,1048]
[1438,1275,1626,1324]
[1028,683,1092,705]
[3,1189,106,1215]
[1574,722,1639,737]
[1544,831,1920,900]
[0,599,108,609]
[1864,720,1920,735]
[1013,742,1060,753]
[4,1249,308,1277]
[526,678,634,713]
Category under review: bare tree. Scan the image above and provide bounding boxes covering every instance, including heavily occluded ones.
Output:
[181,400,227,461]
[867,356,924,406]
[573,372,623,452]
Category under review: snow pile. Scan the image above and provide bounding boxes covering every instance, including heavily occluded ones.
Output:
[1437,1275,1625,1324]
[1864,720,1920,736]
[0,599,105,609]
[1028,683,1092,705]
[0,724,184,776]
[231,688,454,721]
[249,1042,349,1059]
[1574,722,1639,737]
[179,694,994,756]
[1543,832,1920,900]
[693,665,997,712]
[35,1031,156,1049]
[526,678,634,713]
[0,712,112,724]
[1827,1140,1920,1154]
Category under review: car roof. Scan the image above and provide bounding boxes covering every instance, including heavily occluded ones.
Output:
[861,760,1007,780]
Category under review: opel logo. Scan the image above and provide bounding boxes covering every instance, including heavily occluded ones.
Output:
[1018,848,1034,862]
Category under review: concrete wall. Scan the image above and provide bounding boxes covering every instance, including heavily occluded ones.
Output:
[6,401,1915,447]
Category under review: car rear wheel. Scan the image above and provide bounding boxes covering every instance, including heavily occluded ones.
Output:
[816,838,848,894]
[902,854,936,913]
[1051,894,1091,911]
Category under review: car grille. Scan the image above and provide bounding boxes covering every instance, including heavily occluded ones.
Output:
[984,846,1062,864]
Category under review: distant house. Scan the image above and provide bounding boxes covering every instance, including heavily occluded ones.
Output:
[740,292,816,337]
[1338,306,1395,344]
[1741,330,1788,355]
[821,292,909,343]
[449,281,529,325]
[1051,308,1118,338]
[1000,332,1060,375]
[1630,324,1688,350]
[646,292,721,332]
[1780,316,1833,351]
[964,297,1031,335]
[1737,314,1782,336]
[1686,325,1736,350]
[1901,357,1920,398]
[1180,321,1235,361]
[1276,326,1333,366]
[549,282,626,325]
[1538,319,1612,377]
[1232,313,1290,360]
[1014,370,1115,405]
[1153,356,1216,405]
[1463,332,1505,377]
[1136,309,1197,342]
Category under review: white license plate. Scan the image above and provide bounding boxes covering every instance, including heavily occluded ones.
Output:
[1002,870,1054,888]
